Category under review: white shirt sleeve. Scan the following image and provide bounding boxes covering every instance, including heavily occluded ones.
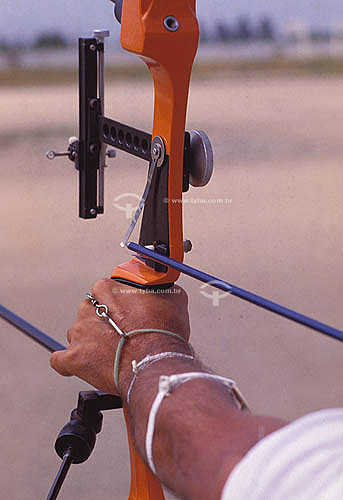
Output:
[221,408,343,500]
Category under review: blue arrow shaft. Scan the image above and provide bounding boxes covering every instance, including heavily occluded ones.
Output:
[128,242,343,342]
[0,304,66,352]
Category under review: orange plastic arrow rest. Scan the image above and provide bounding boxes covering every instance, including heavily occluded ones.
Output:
[111,1,199,499]
[112,0,199,287]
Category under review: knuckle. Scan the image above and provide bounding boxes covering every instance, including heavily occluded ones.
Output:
[50,352,58,369]
[70,323,83,340]
[78,300,90,317]
[92,278,112,296]
[67,322,83,344]
[61,347,79,372]
[66,327,74,343]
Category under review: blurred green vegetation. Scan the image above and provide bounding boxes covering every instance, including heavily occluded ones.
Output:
[1,57,343,88]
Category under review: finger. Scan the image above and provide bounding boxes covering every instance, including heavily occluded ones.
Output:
[67,328,72,344]
[77,299,95,321]
[50,350,74,377]
[173,285,188,303]
[67,320,103,346]
[91,278,114,299]
[164,285,188,307]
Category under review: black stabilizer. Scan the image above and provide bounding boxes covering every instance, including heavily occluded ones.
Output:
[47,391,122,499]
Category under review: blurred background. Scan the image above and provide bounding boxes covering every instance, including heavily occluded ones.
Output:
[1,1,343,499]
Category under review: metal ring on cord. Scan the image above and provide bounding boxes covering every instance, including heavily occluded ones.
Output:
[95,305,109,318]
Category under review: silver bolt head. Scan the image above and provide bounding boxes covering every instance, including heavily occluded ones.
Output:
[89,208,97,215]
[46,150,56,160]
[93,30,110,40]
[152,145,161,158]
[151,136,165,167]
[89,44,96,51]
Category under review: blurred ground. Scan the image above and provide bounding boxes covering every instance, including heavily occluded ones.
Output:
[1,71,342,499]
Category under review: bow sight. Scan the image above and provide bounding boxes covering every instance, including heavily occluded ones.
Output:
[46,32,214,219]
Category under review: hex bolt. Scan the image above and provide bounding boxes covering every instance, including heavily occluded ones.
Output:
[152,144,161,160]
[106,149,117,158]
[183,240,193,253]
[150,136,165,168]
[89,99,98,110]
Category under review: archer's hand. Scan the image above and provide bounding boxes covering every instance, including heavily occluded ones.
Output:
[50,280,190,395]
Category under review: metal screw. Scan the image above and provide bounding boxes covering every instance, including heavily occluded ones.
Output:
[89,144,98,154]
[89,98,98,110]
[152,145,161,160]
[89,209,97,216]
[89,44,96,51]
[106,149,117,158]
[46,150,57,160]
[183,240,193,253]
[151,136,165,168]
[164,16,180,32]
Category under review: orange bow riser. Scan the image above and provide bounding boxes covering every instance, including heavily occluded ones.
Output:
[112,0,199,287]
[111,2,199,498]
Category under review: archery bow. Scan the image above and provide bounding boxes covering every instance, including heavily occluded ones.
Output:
[1,0,343,498]
[55,1,201,498]
[111,2,199,498]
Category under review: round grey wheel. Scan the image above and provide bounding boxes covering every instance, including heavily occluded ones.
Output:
[189,130,214,188]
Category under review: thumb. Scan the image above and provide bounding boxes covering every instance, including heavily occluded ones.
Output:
[50,350,73,377]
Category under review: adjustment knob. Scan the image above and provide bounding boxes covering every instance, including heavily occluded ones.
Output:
[68,136,79,145]
[93,30,110,41]
[189,130,214,188]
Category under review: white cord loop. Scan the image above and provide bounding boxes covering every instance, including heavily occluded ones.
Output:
[127,352,195,403]
[145,372,250,475]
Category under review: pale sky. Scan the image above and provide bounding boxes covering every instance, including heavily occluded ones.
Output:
[1,1,343,42]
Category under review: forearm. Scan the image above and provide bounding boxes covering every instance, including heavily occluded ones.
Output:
[120,340,287,500]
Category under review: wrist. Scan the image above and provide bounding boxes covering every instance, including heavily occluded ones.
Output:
[117,333,192,398]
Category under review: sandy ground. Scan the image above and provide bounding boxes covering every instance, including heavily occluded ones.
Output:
[1,73,343,499]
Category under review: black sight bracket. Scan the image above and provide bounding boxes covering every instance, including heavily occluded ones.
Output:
[47,36,193,220]
[78,37,191,219]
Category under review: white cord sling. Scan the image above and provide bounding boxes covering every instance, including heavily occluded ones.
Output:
[145,372,250,475]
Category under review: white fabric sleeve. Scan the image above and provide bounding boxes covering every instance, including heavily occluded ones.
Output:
[221,408,343,500]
